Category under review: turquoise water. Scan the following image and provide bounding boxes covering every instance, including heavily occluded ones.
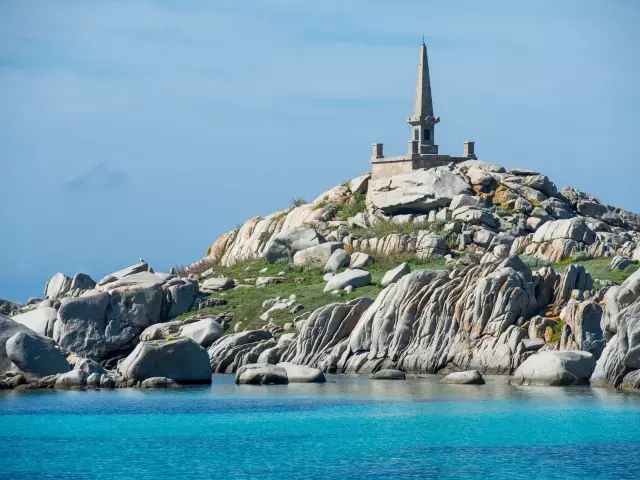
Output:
[1,375,640,480]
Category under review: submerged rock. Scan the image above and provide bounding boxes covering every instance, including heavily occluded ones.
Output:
[371,369,406,380]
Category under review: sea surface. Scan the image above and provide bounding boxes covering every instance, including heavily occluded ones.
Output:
[1,374,639,480]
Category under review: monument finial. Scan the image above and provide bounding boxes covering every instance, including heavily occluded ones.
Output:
[422,34,425,45]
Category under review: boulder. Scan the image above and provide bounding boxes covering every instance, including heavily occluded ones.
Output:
[511,351,596,386]
[350,173,370,194]
[532,218,595,245]
[235,363,289,385]
[201,276,234,291]
[69,273,96,293]
[349,252,375,268]
[276,362,326,383]
[293,242,343,268]
[416,232,447,258]
[371,369,406,380]
[452,206,497,228]
[0,315,40,372]
[55,370,88,389]
[522,338,545,351]
[140,377,180,388]
[381,263,411,288]
[450,194,484,210]
[6,331,70,379]
[611,255,636,271]
[117,338,211,384]
[45,273,72,299]
[55,286,164,359]
[73,357,108,375]
[0,299,23,316]
[441,370,485,385]
[165,282,199,319]
[265,228,325,264]
[108,261,150,280]
[255,276,285,287]
[369,165,472,214]
[323,269,372,292]
[324,249,351,273]
[10,307,58,337]
[179,318,224,347]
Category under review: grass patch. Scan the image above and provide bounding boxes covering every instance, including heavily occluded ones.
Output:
[174,254,450,333]
[339,192,366,221]
[553,257,639,285]
[349,218,436,239]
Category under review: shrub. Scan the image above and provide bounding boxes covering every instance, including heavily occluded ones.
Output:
[258,231,273,244]
[181,257,219,277]
[339,192,366,220]
[519,255,552,270]
[290,197,307,208]
[572,251,593,262]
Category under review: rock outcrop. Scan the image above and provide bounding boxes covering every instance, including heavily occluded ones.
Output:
[117,338,211,385]
[511,351,596,386]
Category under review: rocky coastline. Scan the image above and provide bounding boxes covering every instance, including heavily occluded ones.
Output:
[2,160,640,393]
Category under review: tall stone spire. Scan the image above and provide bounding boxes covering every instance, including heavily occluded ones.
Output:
[410,42,433,121]
[407,41,439,155]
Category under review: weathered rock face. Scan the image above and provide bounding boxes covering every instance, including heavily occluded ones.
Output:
[511,351,596,386]
[559,299,604,359]
[369,166,472,214]
[235,363,288,385]
[591,270,640,387]
[208,330,274,373]
[279,298,373,371]
[117,338,211,384]
[45,273,72,299]
[10,307,58,338]
[343,257,538,375]
[55,286,164,359]
[266,228,325,264]
[6,332,70,379]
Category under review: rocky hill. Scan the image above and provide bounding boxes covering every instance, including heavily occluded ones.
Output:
[2,159,640,390]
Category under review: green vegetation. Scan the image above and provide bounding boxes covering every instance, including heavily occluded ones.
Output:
[174,255,449,333]
[290,197,307,208]
[549,320,565,343]
[519,255,553,269]
[339,192,366,220]
[258,231,273,244]
[552,257,639,285]
[348,218,434,239]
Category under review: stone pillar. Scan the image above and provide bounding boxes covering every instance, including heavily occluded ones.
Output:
[372,143,384,158]
[463,141,476,159]
[408,140,419,155]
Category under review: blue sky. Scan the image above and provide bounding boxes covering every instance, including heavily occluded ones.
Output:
[1,0,639,302]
